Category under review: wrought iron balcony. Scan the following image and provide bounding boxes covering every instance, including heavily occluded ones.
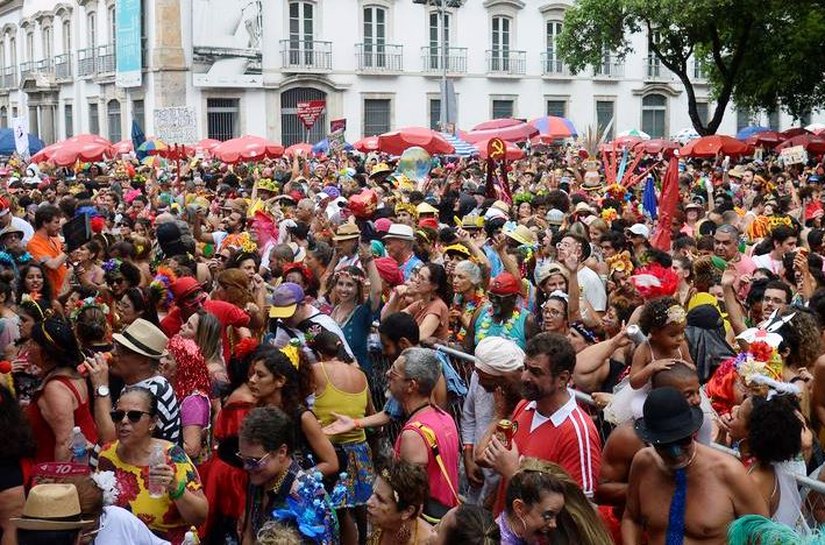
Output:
[35,57,53,76]
[540,51,569,76]
[54,53,72,80]
[420,46,468,74]
[96,44,115,75]
[356,43,403,73]
[0,66,15,89]
[19,61,34,80]
[77,47,96,77]
[486,49,526,76]
[594,55,625,78]
[279,40,332,72]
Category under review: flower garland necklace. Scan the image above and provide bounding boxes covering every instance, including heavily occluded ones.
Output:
[477,305,520,342]
[454,289,485,342]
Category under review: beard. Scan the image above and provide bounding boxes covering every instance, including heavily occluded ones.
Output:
[521,381,543,401]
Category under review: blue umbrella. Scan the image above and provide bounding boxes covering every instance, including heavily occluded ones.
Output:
[736,126,771,140]
[0,128,44,155]
[439,132,477,156]
[312,138,353,155]
[642,175,658,220]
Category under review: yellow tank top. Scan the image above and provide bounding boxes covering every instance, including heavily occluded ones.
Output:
[314,362,368,444]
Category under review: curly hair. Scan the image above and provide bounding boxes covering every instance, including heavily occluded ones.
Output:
[776,308,822,369]
[638,296,682,335]
[252,346,314,415]
[692,256,715,293]
[377,458,430,515]
[747,394,802,464]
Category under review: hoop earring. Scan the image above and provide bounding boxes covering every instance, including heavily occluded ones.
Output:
[517,514,528,537]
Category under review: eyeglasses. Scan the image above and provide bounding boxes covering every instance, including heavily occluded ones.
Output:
[236,451,271,470]
[544,308,564,318]
[110,410,152,423]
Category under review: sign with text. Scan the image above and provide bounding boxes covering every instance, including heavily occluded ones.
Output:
[115,0,142,88]
[487,137,506,161]
[779,145,807,166]
[330,118,347,133]
[328,129,346,153]
[297,100,326,130]
[153,107,198,144]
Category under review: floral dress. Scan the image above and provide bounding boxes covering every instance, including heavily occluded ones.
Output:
[96,440,202,545]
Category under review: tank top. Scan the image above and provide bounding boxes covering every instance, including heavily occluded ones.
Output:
[313,362,368,444]
[473,304,529,349]
[27,375,99,463]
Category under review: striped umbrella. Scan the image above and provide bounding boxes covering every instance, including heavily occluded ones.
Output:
[439,132,477,156]
[617,129,651,140]
[528,116,578,139]
[141,155,168,168]
[138,138,169,155]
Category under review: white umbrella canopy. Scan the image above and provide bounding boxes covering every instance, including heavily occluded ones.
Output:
[616,129,651,140]
[805,123,825,135]
[673,127,700,145]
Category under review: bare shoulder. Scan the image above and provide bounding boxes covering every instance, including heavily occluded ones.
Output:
[628,446,658,470]
[698,444,747,476]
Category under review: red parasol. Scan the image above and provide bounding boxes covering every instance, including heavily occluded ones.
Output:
[284,143,314,157]
[377,127,454,155]
[678,135,750,157]
[745,131,782,148]
[474,138,525,161]
[194,138,221,156]
[112,140,133,154]
[779,127,810,140]
[212,135,284,163]
[460,122,539,144]
[68,133,112,146]
[775,133,825,154]
[633,139,680,158]
[30,142,61,163]
[472,118,524,131]
[50,140,114,166]
[354,136,380,153]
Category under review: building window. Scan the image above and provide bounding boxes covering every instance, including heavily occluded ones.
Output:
[492,99,514,119]
[42,26,52,59]
[108,5,116,44]
[736,108,752,132]
[0,106,6,129]
[641,94,667,138]
[88,102,99,134]
[546,100,566,118]
[696,101,709,125]
[363,6,386,68]
[767,108,779,130]
[207,98,239,141]
[490,16,511,71]
[545,20,563,73]
[87,12,96,49]
[62,20,71,53]
[25,31,33,62]
[596,100,614,140]
[64,104,73,137]
[0,43,5,68]
[364,98,391,136]
[429,98,441,130]
[9,37,16,66]
[107,99,121,142]
[133,99,144,130]
[428,11,450,71]
[289,1,314,65]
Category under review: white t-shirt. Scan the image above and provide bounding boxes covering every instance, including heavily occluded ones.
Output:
[752,252,783,275]
[96,506,170,545]
[577,265,607,312]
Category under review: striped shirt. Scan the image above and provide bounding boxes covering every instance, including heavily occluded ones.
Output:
[132,376,182,445]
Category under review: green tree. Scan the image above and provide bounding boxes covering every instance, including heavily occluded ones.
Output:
[558,0,825,135]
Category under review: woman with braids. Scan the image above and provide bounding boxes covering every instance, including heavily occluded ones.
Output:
[71,297,114,356]
[365,459,433,545]
[25,315,97,462]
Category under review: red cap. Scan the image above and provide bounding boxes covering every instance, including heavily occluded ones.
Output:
[489,272,521,296]
[0,196,10,216]
[418,217,438,230]
[171,277,202,300]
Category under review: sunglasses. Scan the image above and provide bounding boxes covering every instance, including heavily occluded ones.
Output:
[109,277,126,285]
[110,410,152,423]
[236,451,271,470]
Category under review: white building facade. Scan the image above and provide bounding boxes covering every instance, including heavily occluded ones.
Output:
[0,0,817,145]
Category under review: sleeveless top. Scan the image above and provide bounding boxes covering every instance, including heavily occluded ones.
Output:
[313,362,368,444]
[473,303,529,349]
[27,375,98,463]
[393,406,460,509]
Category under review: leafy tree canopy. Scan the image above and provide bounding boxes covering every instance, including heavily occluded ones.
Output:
[558,0,825,135]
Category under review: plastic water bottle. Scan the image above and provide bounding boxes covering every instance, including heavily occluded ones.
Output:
[367,321,382,353]
[148,443,166,498]
[70,426,89,465]
[182,529,200,545]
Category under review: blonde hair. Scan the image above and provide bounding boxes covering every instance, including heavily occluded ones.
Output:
[256,521,302,545]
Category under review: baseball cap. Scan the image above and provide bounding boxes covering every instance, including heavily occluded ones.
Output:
[489,272,521,296]
[627,224,650,238]
[268,282,305,319]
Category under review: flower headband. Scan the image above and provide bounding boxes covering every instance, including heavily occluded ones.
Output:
[606,251,634,275]
[666,304,687,325]
[379,469,401,504]
[102,258,123,275]
[69,296,110,322]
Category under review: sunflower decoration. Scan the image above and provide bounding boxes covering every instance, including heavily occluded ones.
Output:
[600,207,619,223]
[606,251,634,275]
[220,231,257,254]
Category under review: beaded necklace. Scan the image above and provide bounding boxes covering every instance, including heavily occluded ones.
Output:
[476,305,520,342]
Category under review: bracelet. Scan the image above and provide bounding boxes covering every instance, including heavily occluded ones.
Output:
[462,444,474,452]
[169,480,186,500]
[354,419,363,430]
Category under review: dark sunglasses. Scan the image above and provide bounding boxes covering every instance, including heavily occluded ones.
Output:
[110,410,152,423]
[109,277,126,285]
[235,451,271,470]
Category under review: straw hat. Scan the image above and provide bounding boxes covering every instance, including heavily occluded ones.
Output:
[11,484,96,530]
[112,318,169,359]
[332,223,361,242]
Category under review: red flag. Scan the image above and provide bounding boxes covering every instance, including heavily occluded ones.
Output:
[651,156,679,251]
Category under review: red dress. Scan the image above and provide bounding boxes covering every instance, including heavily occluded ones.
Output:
[27,375,98,463]
[201,399,254,541]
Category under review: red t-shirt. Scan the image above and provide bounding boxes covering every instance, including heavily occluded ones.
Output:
[495,391,602,514]
[161,299,250,363]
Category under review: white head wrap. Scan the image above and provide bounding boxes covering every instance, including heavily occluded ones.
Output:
[474,336,525,376]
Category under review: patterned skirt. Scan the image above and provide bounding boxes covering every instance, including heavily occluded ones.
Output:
[336,441,375,508]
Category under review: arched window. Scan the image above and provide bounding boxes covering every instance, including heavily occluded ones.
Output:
[0,106,7,129]
[641,94,667,138]
[107,99,121,142]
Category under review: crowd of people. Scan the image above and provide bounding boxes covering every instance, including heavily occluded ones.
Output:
[2,139,825,545]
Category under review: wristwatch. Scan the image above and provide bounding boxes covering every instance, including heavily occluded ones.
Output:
[95,385,110,398]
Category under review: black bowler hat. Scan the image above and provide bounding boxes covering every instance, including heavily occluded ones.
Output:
[634,387,704,445]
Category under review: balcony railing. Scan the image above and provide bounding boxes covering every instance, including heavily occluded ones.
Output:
[54,53,71,80]
[77,47,96,77]
[420,46,468,73]
[19,61,34,80]
[0,66,15,89]
[540,51,568,76]
[486,49,526,76]
[279,40,332,72]
[594,55,625,78]
[355,43,403,73]
[35,57,53,76]
[646,54,669,81]
[96,44,115,75]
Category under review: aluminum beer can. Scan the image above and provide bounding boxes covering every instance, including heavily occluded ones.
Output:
[625,324,648,345]
[496,419,518,449]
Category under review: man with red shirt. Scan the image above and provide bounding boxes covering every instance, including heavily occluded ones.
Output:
[160,276,251,362]
[481,332,601,511]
